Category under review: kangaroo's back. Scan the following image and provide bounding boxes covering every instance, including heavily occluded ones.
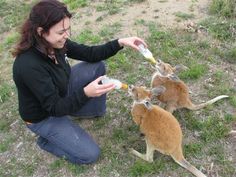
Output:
[136,104,183,155]
[151,75,190,107]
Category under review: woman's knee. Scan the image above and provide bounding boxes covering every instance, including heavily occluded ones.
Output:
[74,145,101,164]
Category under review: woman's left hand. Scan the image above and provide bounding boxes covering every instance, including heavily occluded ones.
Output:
[118,37,147,51]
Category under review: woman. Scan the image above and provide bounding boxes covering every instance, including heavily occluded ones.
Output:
[12,0,146,164]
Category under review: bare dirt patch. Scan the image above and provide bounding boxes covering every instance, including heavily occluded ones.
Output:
[72,0,209,37]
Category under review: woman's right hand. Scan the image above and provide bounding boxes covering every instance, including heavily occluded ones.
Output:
[83,76,116,97]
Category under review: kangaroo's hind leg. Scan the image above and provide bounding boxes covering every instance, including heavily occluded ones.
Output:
[129,139,155,163]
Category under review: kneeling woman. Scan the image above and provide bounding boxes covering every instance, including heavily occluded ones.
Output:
[12,0,146,164]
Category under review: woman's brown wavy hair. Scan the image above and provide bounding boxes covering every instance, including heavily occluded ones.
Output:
[12,0,72,57]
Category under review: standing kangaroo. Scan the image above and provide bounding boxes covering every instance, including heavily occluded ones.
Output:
[128,85,207,177]
[151,59,229,113]
[129,86,206,177]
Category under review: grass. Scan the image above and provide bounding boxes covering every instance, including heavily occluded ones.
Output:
[199,17,236,42]
[179,63,207,80]
[199,116,229,143]
[129,159,166,177]
[99,22,122,40]
[0,0,236,177]
[225,47,236,63]
[63,0,88,10]
[0,135,15,153]
[72,29,101,44]
[0,0,34,33]
[174,12,195,20]
[209,0,236,18]
[0,83,13,103]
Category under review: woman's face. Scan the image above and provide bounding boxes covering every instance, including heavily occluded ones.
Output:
[42,17,71,49]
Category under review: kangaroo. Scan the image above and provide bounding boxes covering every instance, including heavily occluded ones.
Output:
[128,85,207,177]
[151,59,229,113]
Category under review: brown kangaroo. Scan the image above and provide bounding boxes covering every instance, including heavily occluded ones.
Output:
[151,59,229,113]
[128,85,207,177]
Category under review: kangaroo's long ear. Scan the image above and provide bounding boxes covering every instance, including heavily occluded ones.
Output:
[173,64,189,73]
[142,100,153,110]
[151,86,166,96]
[167,73,180,82]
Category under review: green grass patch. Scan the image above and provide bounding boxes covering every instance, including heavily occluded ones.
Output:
[148,24,177,50]
[49,159,67,170]
[106,52,132,75]
[73,29,101,44]
[208,144,236,176]
[224,47,236,63]
[129,0,146,2]
[99,22,122,40]
[3,32,19,49]
[49,158,88,175]
[112,128,128,143]
[209,0,236,18]
[147,23,208,67]
[99,141,128,176]
[0,119,10,132]
[229,95,236,108]
[184,142,203,158]
[68,163,88,175]
[205,71,233,98]
[178,111,203,130]
[63,0,88,10]
[197,40,210,49]
[2,157,37,177]
[129,159,166,177]
[0,135,15,153]
[200,116,229,143]
[200,17,236,41]
[96,1,122,15]
[0,0,34,33]
[224,113,236,123]
[179,63,207,80]
[0,83,12,103]
[174,12,195,20]
[91,115,111,130]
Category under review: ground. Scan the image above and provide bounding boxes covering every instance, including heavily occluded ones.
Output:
[0,0,235,177]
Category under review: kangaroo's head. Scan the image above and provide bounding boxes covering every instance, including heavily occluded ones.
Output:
[155,59,175,76]
[154,59,189,81]
[128,85,166,102]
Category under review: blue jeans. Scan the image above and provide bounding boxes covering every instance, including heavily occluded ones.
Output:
[27,61,106,164]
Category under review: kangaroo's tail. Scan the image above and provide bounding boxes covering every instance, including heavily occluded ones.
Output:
[176,158,207,177]
[187,95,229,110]
[229,130,236,135]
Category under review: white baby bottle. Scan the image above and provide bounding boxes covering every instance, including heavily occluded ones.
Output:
[138,44,157,64]
[101,76,128,90]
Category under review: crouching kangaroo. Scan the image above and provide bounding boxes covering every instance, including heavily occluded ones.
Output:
[128,85,207,177]
[151,59,229,113]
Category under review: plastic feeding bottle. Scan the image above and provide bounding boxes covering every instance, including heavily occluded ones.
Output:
[101,76,128,90]
[138,44,157,64]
